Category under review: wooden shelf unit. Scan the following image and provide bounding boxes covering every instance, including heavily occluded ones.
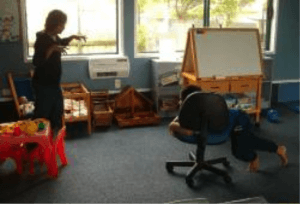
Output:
[114,86,161,128]
[61,83,91,135]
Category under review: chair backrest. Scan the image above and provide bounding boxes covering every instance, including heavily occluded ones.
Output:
[179,92,230,133]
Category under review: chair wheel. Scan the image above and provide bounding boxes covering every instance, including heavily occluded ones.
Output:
[186,177,194,188]
[166,163,174,173]
[223,161,230,167]
[223,175,232,183]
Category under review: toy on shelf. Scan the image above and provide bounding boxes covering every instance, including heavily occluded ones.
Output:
[114,86,161,128]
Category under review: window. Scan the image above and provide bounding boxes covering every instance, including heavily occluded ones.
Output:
[135,0,278,56]
[22,0,121,59]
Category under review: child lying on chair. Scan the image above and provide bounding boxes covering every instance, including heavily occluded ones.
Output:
[169,85,288,172]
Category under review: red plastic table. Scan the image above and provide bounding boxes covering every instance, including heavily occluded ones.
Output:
[0,120,67,178]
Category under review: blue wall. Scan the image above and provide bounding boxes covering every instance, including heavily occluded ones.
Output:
[273,0,299,81]
[0,1,152,92]
[0,0,299,102]
[273,0,299,102]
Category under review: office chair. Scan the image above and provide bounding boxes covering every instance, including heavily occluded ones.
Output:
[166,93,237,188]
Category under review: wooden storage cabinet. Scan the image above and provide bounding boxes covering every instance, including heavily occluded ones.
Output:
[183,76,263,121]
[61,83,92,135]
[91,91,114,128]
[93,102,114,127]
[199,81,230,93]
[230,79,258,93]
[114,86,161,128]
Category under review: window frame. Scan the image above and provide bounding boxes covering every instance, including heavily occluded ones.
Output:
[20,0,125,64]
[134,0,279,59]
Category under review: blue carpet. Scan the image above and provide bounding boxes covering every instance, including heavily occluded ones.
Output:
[280,101,299,114]
[0,107,298,203]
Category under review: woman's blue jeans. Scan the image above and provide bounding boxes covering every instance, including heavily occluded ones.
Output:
[173,109,278,162]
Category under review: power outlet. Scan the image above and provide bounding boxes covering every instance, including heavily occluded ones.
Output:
[115,79,121,89]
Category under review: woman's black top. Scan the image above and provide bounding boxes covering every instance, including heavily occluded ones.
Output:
[32,31,71,87]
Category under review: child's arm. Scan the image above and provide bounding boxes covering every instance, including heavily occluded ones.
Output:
[169,116,193,136]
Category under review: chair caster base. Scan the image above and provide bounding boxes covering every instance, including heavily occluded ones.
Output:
[223,161,230,167]
[186,177,194,188]
[166,163,174,173]
[223,175,232,183]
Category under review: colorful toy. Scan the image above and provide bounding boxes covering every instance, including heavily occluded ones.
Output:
[25,121,38,136]
[19,122,27,132]
[267,109,280,123]
[38,122,45,131]
[13,126,21,136]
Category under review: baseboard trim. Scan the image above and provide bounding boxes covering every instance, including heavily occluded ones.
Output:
[108,88,151,94]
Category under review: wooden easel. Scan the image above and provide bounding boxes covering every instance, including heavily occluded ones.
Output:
[181,26,264,125]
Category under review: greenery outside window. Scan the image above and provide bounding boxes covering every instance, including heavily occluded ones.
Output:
[135,0,278,57]
[22,0,121,60]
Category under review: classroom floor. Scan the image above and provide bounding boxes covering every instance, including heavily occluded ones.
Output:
[0,105,299,203]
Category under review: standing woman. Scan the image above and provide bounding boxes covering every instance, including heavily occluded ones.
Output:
[31,9,86,146]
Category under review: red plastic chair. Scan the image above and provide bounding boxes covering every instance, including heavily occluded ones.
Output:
[26,126,68,177]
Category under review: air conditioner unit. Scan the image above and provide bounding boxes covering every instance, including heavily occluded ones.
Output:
[89,56,130,79]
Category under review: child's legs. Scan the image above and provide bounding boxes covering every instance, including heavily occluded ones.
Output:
[236,111,278,153]
[231,110,278,162]
[243,132,278,153]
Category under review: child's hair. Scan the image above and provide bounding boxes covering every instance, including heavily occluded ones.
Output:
[44,10,67,32]
[180,85,202,101]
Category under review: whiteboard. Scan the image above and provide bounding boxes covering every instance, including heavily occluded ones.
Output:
[194,29,262,78]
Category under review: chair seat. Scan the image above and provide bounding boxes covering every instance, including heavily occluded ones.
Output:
[175,109,241,145]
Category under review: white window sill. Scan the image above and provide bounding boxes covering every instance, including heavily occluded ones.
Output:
[134,52,184,61]
[135,51,275,60]
[25,54,127,64]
